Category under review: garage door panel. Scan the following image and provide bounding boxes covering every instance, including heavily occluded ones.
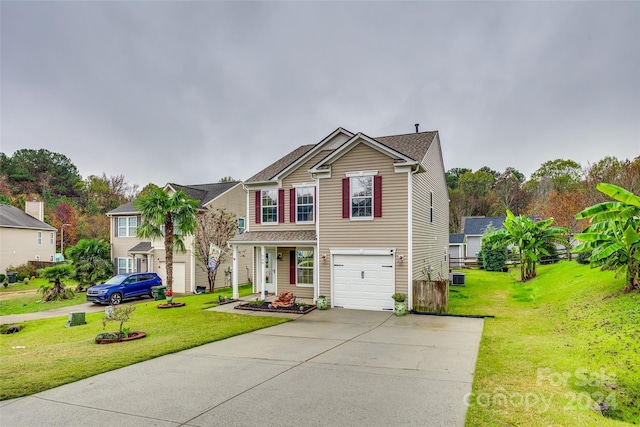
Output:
[333,254,394,311]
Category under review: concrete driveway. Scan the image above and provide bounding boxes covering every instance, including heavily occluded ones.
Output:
[0,308,483,427]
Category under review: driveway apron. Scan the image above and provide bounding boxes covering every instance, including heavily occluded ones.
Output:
[0,308,483,427]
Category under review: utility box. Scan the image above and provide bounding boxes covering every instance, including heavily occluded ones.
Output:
[66,312,87,327]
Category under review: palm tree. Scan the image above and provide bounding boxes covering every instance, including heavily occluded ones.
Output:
[133,188,198,294]
[39,264,74,301]
[574,183,640,292]
[66,238,113,290]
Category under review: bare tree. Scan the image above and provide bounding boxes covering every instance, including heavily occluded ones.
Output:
[195,208,239,292]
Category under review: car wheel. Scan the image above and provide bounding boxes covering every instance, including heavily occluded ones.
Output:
[109,292,123,305]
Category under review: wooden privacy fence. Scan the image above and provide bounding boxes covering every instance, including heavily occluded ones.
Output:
[413,279,449,313]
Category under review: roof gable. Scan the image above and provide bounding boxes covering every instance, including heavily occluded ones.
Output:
[0,205,56,230]
[245,128,438,184]
[107,182,242,215]
[245,127,354,184]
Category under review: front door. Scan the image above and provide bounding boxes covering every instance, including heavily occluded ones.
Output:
[265,249,276,294]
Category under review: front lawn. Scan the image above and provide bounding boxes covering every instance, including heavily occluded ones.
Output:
[451,262,639,425]
[0,281,253,316]
[0,289,287,400]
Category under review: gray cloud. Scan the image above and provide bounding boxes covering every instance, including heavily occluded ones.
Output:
[1,1,638,189]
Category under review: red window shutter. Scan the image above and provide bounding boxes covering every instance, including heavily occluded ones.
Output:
[278,189,285,223]
[289,250,296,284]
[255,191,261,224]
[342,178,350,218]
[290,188,296,223]
[374,175,382,217]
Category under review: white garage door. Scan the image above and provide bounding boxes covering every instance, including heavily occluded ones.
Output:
[333,254,394,311]
[158,262,186,293]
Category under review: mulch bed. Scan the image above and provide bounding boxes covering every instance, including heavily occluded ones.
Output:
[157,302,186,309]
[235,302,316,314]
[95,331,146,344]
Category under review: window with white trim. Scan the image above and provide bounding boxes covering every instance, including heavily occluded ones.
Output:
[50,232,55,245]
[118,216,137,237]
[296,187,314,223]
[261,190,277,223]
[117,258,133,275]
[37,231,42,245]
[238,217,245,234]
[429,191,434,223]
[297,249,314,285]
[351,176,373,218]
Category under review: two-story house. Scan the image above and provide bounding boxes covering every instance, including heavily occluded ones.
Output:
[107,181,252,293]
[228,127,449,311]
[0,201,57,273]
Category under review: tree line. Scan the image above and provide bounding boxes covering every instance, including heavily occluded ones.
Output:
[0,148,157,249]
[447,156,640,233]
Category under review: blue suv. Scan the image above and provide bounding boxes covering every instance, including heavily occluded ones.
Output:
[87,272,162,305]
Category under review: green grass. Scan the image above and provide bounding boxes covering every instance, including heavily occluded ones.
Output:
[450,262,639,426]
[0,281,254,316]
[0,287,286,400]
[0,277,61,293]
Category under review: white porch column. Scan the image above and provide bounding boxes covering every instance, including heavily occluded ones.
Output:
[260,246,266,300]
[232,245,239,299]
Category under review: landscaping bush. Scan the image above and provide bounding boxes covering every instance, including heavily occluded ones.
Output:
[576,250,592,265]
[0,274,5,282]
[10,263,40,281]
[481,246,508,271]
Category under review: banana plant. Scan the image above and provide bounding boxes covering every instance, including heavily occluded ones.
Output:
[573,183,640,292]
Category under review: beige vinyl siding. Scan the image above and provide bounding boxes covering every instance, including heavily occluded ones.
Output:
[194,184,253,290]
[318,143,409,299]
[249,151,329,232]
[275,248,314,299]
[411,135,449,283]
[0,227,57,273]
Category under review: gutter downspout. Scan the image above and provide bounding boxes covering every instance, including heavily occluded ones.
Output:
[407,164,421,311]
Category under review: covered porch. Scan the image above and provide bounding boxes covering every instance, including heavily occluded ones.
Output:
[126,242,154,273]
[228,230,318,302]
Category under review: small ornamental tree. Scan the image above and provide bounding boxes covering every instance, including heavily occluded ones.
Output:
[195,208,239,292]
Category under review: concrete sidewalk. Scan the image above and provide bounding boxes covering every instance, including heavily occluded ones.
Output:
[0,307,483,426]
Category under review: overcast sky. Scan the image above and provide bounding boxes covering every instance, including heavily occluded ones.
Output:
[1,1,639,189]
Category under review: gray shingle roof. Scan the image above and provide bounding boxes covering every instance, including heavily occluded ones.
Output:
[168,182,240,208]
[128,242,153,253]
[0,205,56,230]
[373,131,437,162]
[449,233,465,244]
[246,145,316,183]
[107,182,241,215]
[462,217,507,235]
[229,230,317,244]
[245,130,437,184]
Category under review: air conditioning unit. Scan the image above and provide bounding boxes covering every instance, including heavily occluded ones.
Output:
[449,272,466,286]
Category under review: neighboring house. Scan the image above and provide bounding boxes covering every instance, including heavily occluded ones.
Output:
[0,201,57,274]
[448,233,465,268]
[461,216,506,262]
[228,127,449,311]
[107,182,252,294]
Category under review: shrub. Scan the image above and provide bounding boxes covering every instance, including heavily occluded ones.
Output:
[481,246,508,271]
[0,274,5,282]
[11,263,39,281]
[576,250,592,265]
